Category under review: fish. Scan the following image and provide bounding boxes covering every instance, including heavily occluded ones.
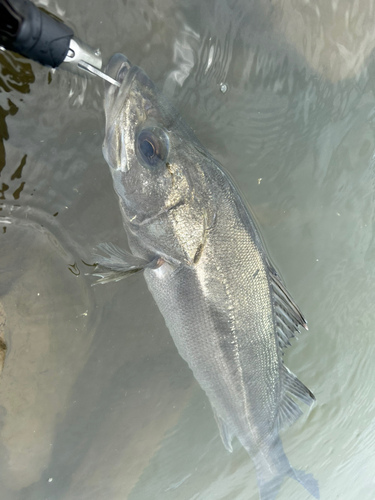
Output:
[96,52,319,500]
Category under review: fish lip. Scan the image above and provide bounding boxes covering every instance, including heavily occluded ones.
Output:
[105,53,131,82]
[104,53,142,123]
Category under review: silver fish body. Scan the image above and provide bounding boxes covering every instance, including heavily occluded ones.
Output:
[99,53,319,500]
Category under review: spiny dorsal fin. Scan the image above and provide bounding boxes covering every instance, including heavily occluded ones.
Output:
[267,265,307,352]
[276,365,315,431]
[91,243,160,284]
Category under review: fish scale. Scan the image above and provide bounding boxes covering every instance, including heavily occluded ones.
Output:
[96,52,319,500]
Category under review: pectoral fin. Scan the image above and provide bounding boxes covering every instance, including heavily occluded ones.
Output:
[193,209,217,265]
[92,243,161,284]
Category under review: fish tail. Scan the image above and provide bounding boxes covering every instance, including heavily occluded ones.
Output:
[288,467,320,499]
[256,468,320,500]
[256,471,285,500]
[253,438,320,500]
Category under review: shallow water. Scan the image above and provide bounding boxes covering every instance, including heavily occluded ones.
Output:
[1,0,375,499]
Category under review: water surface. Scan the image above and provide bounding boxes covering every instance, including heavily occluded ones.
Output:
[1,0,375,499]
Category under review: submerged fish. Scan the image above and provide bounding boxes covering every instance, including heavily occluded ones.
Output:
[96,53,319,500]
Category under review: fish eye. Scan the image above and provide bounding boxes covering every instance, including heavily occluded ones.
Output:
[136,127,169,169]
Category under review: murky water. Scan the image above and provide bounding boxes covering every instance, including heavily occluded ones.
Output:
[1,0,375,499]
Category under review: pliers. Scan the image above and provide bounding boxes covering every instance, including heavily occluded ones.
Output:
[0,0,120,87]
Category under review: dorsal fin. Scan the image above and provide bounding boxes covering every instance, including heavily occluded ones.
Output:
[267,263,307,352]
[276,365,316,431]
[266,262,316,431]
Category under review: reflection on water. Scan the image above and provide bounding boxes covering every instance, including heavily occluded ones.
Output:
[1,0,375,499]
[0,52,34,206]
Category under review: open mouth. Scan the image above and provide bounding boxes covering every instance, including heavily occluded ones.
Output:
[105,53,132,85]
[103,53,142,122]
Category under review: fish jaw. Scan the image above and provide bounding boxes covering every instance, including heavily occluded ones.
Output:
[103,53,135,127]
[102,54,141,175]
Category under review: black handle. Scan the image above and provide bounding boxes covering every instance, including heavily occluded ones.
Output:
[0,0,73,68]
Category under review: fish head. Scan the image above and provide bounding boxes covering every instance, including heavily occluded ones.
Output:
[103,53,213,263]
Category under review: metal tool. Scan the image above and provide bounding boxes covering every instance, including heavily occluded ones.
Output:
[76,61,121,88]
[0,0,121,87]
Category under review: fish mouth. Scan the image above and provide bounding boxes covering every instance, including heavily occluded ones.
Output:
[103,53,141,122]
[105,53,132,87]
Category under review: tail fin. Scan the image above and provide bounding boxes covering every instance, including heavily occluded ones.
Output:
[253,438,320,500]
[257,467,320,500]
[289,468,320,499]
[256,473,285,500]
